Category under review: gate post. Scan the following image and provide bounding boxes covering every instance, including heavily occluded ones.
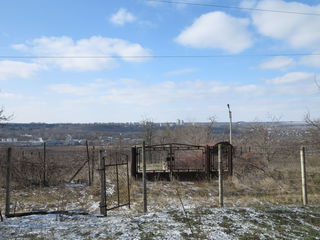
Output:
[300,146,308,206]
[43,142,47,186]
[169,144,173,181]
[218,144,224,207]
[86,140,91,186]
[142,141,147,213]
[205,145,211,181]
[131,147,137,179]
[229,145,233,176]
[99,150,107,216]
[5,147,12,217]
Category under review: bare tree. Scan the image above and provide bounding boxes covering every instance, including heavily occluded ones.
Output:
[238,116,287,165]
[154,117,216,145]
[0,107,13,123]
[141,119,155,146]
[305,113,320,146]
[141,118,156,163]
[304,78,320,145]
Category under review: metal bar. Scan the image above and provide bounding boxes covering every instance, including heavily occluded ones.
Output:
[106,203,130,211]
[5,147,12,216]
[116,155,120,206]
[43,142,47,186]
[99,151,107,216]
[86,140,91,186]
[169,143,173,181]
[104,162,128,167]
[218,144,224,207]
[126,156,131,209]
[69,158,89,183]
[91,146,95,185]
[146,143,205,148]
[142,141,147,213]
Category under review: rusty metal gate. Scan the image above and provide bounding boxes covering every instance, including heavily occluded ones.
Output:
[131,142,233,180]
[99,150,130,216]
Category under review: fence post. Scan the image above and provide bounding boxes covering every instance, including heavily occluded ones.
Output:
[300,146,308,206]
[5,147,12,216]
[91,146,95,185]
[99,150,106,216]
[169,144,173,181]
[205,145,211,181]
[142,141,147,213]
[43,142,47,186]
[86,140,91,186]
[131,147,137,179]
[218,144,224,207]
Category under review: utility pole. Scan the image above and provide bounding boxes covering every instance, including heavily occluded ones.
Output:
[227,104,232,145]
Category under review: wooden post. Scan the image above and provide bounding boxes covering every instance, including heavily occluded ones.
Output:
[218,144,224,207]
[300,146,308,206]
[142,141,147,213]
[99,150,106,216]
[86,140,91,186]
[43,142,47,186]
[5,147,12,216]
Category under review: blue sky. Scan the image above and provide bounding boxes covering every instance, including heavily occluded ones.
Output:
[0,0,319,123]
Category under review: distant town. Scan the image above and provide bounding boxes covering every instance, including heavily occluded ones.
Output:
[0,121,308,147]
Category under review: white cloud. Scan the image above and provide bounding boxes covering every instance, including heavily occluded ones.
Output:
[0,60,42,80]
[247,0,320,49]
[165,68,197,76]
[48,79,259,106]
[175,11,253,53]
[299,53,320,68]
[234,84,263,95]
[49,84,92,96]
[267,72,315,84]
[259,56,295,70]
[110,8,136,25]
[11,76,320,122]
[12,36,151,71]
[0,91,23,99]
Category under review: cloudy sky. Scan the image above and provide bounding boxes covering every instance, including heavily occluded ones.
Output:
[0,0,319,123]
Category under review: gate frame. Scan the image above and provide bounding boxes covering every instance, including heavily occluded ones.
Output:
[99,150,131,216]
[131,142,233,181]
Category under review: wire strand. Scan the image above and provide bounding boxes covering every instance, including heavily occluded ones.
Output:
[146,0,320,16]
[1,53,320,59]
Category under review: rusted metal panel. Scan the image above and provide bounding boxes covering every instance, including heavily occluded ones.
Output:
[131,142,233,181]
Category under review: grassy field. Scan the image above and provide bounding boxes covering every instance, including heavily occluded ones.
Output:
[1,145,319,239]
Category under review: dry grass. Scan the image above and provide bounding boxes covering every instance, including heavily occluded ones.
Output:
[1,145,319,215]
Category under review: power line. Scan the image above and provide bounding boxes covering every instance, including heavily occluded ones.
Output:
[0,53,320,59]
[146,0,320,16]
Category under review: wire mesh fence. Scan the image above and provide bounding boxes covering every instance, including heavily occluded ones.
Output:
[0,143,319,217]
[0,144,100,216]
[140,144,320,211]
[0,145,95,188]
[102,151,130,212]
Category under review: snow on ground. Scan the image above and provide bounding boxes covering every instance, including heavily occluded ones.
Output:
[1,205,320,239]
[1,182,320,239]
